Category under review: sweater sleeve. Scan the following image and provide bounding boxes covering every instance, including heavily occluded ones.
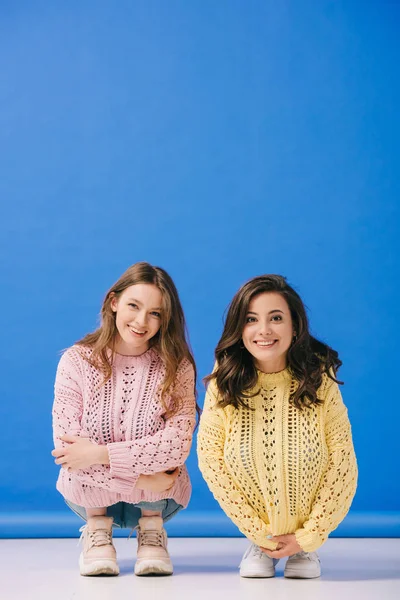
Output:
[295,379,358,552]
[52,349,138,494]
[197,380,278,550]
[106,359,196,481]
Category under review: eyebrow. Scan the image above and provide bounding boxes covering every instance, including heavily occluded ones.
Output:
[127,298,163,311]
[247,309,284,315]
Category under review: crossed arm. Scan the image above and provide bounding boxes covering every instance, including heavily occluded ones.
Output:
[52,350,196,494]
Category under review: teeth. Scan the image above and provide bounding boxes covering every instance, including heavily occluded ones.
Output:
[255,341,276,346]
[129,326,145,335]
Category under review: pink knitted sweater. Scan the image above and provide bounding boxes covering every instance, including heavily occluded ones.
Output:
[52,345,196,509]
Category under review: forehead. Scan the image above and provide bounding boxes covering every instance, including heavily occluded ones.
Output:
[121,283,163,305]
[248,292,289,312]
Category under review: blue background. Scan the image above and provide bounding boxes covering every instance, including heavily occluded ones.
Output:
[1,1,399,537]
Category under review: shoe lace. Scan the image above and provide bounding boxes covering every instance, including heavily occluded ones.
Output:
[243,543,264,559]
[291,551,317,561]
[78,525,112,549]
[138,528,165,548]
[252,545,264,559]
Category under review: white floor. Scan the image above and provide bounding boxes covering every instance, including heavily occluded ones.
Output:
[1,538,399,600]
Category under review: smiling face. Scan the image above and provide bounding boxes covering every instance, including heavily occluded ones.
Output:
[242,292,295,373]
[110,283,163,355]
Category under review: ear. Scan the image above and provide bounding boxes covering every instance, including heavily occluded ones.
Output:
[110,293,118,313]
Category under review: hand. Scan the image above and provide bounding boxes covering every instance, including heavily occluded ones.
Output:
[136,468,180,493]
[51,435,108,471]
[261,534,302,558]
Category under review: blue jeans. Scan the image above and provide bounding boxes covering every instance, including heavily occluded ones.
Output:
[66,499,183,529]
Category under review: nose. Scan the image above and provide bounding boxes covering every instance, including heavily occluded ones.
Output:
[135,310,148,328]
[258,320,273,336]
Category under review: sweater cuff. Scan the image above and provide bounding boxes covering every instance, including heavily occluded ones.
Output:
[111,475,138,495]
[294,527,326,553]
[245,524,278,550]
[107,443,139,491]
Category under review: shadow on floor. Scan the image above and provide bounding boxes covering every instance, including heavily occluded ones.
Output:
[117,557,240,575]
[117,558,400,581]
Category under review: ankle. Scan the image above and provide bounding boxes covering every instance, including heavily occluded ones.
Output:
[140,510,162,517]
[86,508,107,518]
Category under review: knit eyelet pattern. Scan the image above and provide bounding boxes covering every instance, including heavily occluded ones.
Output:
[52,346,196,509]
[197,370,357,552]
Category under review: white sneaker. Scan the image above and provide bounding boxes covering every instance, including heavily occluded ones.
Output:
[284,551,321,578]
[239,543,278,578]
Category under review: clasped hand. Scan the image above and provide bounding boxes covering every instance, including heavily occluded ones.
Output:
[261,534,302,558]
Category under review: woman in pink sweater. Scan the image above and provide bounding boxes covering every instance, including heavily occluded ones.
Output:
[51,262,197,577]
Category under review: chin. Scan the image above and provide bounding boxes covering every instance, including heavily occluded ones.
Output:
[124,336,147,348]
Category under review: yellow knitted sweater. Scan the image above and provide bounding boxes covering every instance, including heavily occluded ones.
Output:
[197,369,357,553]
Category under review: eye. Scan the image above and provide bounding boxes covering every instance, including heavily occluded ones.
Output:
[151,311,161,318]
[246,317,256,323]
[271,315,282,321]
[128,303,138,309]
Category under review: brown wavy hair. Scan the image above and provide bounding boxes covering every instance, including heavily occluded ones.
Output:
[76,262,198,418]
[205,274,342,410]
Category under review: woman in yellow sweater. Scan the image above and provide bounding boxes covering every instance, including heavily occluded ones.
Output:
[197,275,357,579]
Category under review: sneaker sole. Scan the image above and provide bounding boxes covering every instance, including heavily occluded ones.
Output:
[240,566,275,578]
[79,554,119,576]
[284,567,321,579]
[134,559,173,576]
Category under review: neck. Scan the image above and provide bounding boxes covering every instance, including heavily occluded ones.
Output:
[255,357,287,374]
[113,335,149,357]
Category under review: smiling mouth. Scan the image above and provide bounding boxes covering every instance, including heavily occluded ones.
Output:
[128,326,147,337]
[254,340,278,347]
